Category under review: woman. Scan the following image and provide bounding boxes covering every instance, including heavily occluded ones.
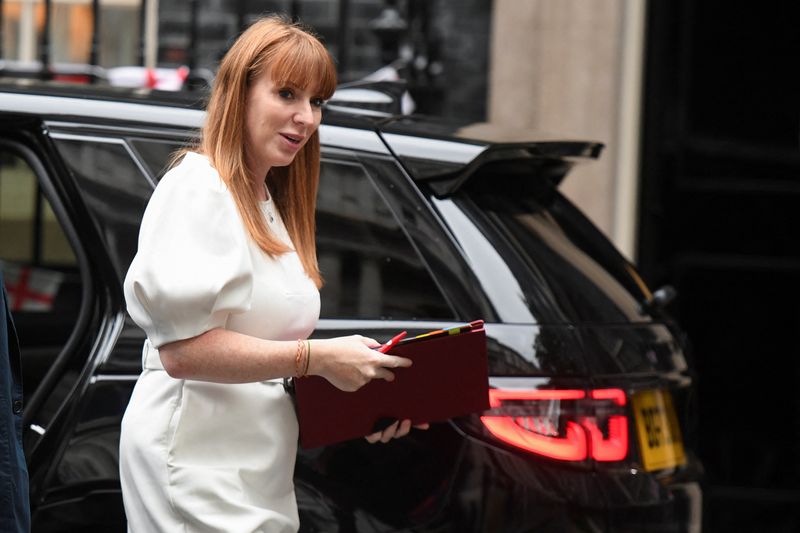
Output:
[120,15,421,532]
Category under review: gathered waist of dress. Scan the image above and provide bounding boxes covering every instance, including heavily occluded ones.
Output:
[140,339,285,384]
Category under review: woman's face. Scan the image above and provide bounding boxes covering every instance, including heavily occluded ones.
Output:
[244,67,324,178]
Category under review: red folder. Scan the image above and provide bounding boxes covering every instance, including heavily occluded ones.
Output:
[295,323,490,449]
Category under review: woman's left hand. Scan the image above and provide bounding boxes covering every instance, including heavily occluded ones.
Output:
[365,419,430,444]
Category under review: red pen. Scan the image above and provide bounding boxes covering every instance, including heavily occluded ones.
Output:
[377,331,407,353]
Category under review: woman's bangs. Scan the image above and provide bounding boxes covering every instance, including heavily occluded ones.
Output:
[270,37,337,99]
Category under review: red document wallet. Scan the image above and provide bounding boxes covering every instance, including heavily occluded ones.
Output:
[294,324,490,449]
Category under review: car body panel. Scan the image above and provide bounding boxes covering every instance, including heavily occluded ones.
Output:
[0,80,701,532]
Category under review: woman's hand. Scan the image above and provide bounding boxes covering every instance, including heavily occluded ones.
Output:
[365,419,431,444]
[309,335,413,392]
[307,335,427,443]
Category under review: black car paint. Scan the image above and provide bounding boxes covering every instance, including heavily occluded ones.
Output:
[0,82,700,532]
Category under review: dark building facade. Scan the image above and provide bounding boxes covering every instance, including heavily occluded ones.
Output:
[639,2,800,531]
[157,0,490,122]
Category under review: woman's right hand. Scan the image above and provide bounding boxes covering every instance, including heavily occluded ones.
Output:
[308,335,412,392]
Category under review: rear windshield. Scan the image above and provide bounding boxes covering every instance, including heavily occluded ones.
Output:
[435,187,652,325]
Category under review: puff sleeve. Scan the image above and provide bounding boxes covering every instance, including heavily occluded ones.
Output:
[123,153,253,348]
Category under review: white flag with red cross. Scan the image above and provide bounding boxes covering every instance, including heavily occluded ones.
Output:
[1,262,63,312]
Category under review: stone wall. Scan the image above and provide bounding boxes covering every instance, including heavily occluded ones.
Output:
[488,0,642,254]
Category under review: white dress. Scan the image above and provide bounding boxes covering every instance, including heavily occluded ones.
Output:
[119,152,320,533]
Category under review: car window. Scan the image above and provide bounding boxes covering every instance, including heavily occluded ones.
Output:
[52,137,153,281]
[0,151,75,267]
[128,138,188,181]
[450,189,648,324]
[0,146,82,400]
[317,159,454,320]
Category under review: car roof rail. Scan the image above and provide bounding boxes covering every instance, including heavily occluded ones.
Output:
[326,80,406,117]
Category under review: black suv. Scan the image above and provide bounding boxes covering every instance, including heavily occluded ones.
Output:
[0,80,701,532]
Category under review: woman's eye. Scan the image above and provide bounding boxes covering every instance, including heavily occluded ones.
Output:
[278,89,294,99]
[311,97,324,108]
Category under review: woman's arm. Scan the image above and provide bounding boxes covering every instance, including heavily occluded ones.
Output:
[158,328,412,391]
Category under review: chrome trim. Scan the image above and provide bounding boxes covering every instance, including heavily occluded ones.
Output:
[325,104,393,118]
[90,374,141,383]
[49,132,129,144]
[488,376,551,390]
[46,120,195,139]
[48,132,156,187]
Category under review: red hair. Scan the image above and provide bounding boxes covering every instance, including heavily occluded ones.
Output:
[200,15,336,288]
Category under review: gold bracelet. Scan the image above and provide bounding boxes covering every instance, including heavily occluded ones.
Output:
[303,340,311,377]
[295,339,305,378]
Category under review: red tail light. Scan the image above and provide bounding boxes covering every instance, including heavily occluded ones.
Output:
[584,389,628,461]
[480,388,629,463]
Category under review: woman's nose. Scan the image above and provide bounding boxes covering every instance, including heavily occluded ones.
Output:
[293,102,314,124]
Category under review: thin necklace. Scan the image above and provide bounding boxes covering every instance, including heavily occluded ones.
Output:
[263,182,275,224]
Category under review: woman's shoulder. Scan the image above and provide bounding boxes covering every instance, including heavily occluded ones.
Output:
[159,151,230,197]
[142,152,239,223]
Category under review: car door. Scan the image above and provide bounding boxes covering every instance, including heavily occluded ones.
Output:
[0,112,131,531]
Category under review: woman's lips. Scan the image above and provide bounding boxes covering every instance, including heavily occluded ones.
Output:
[280,133,304,146]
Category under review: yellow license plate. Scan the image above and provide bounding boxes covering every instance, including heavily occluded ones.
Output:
[632,389,687,471]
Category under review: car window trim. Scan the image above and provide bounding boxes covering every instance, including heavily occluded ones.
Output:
[124,138,184,184]
[49,132,157,188]
[45,120,195,141]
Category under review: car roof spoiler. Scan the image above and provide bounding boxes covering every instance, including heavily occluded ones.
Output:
[432,141,604,197]
[377,123,604,197]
